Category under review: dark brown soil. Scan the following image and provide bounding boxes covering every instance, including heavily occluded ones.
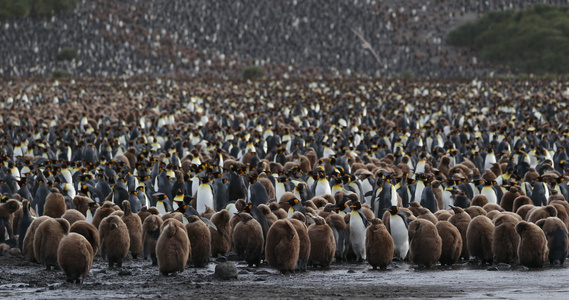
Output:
[1,254,569,299]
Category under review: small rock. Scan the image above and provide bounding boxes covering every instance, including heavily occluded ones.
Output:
[214,262,238,280]
[487,267,498,271]
[347,269,355,273]
[254,277,266,281]
[216,256,227,262]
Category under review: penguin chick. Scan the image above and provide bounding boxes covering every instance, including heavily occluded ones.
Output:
[436,221,462,265]
[185,215,211,268]
[516,221,549,268]
[122,200,143,259]
[156,218,190,276]
[210,210,231,257]
[232,213,264,267]
[365,218,394,269]
[92,201,117,229]
[448,206,472,260]
[265,219,300,273]
[43,188,67,218]
[326,213,348,262]
[69,221,100,255]
[34,218,70,270]
[516,204,536,220]
[289,218,310,271]
[512,196,532,214]
[535,217,568,265]
[466,215,494,264]
[72,195,95,217]
[527,205,557,224]
[142,214,163,265]
[57,233,94,283]
[307,214,335,268]
[408,218,442,267]
[61,209,86,226]
[22,216,50,263]
[492,213,519,265]
[99,215,130,268]
[500,186,523,212]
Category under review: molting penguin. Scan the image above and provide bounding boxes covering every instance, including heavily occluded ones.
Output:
[365,218,394,269]
[306,213,335,268]
[185,215,211,268]
[265,219,300,273]
[156,218,190,276]
[516,221,548,268]
[232,213,264,267]
[57,233,94,283]
[436,221,462,265]
[387,206,409,260]
[34,218,70,270]
[69,220,100,256]
[408,218,442,267]
[142,214,163,265]
[121,200,143,259]
[98,215,130,268]
[466,215,494,264]
[535,217,568,265]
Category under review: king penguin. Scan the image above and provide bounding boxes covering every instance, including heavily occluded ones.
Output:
[388,206,410,260]
[350,201,368,262]
[196,176,215,215]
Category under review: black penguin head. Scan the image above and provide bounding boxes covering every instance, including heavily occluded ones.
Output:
[388,206,399,215]
[350,201,362,211]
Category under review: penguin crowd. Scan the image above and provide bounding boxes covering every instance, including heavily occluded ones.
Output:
[1,0,562,79]
[1,77,569,283]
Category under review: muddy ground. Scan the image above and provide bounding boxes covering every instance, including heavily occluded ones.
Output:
[1,254,568,299]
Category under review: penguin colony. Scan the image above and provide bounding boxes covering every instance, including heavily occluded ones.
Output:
[1,78,569,283]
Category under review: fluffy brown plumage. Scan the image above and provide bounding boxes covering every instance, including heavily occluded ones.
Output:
[516,221,548,268]
[99,215,130,268]
[142,214,163,265]
[526,205,557,223]
[466,215,494,263]
[92,201,117,229]
[436,221,462,265]
[34,218,70,270]
[57,233,94,283]
[69,220,100,255]
[185,215,211,268]
[265,219,300,273]
[492,213,519,264]
[61,209,86,225]
[209,210,231,257]
[43,188,66,218]
[289,218,310,271]
[307,214,335,268]
[22,216,50,262]
[156,218,190,276]
[365,218,394,269]
[232,213,264,267]
[408,219,442,267]
[535,217,568,265]
[121,200,143,259]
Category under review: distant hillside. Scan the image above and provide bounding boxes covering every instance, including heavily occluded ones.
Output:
[448,4,569,75]
[0,0,567,79]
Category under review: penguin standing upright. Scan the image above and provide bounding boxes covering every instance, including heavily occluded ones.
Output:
[349,201,368,262]
[365,218,394,269]
[387,206,409,260]
[196,176,214,215]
